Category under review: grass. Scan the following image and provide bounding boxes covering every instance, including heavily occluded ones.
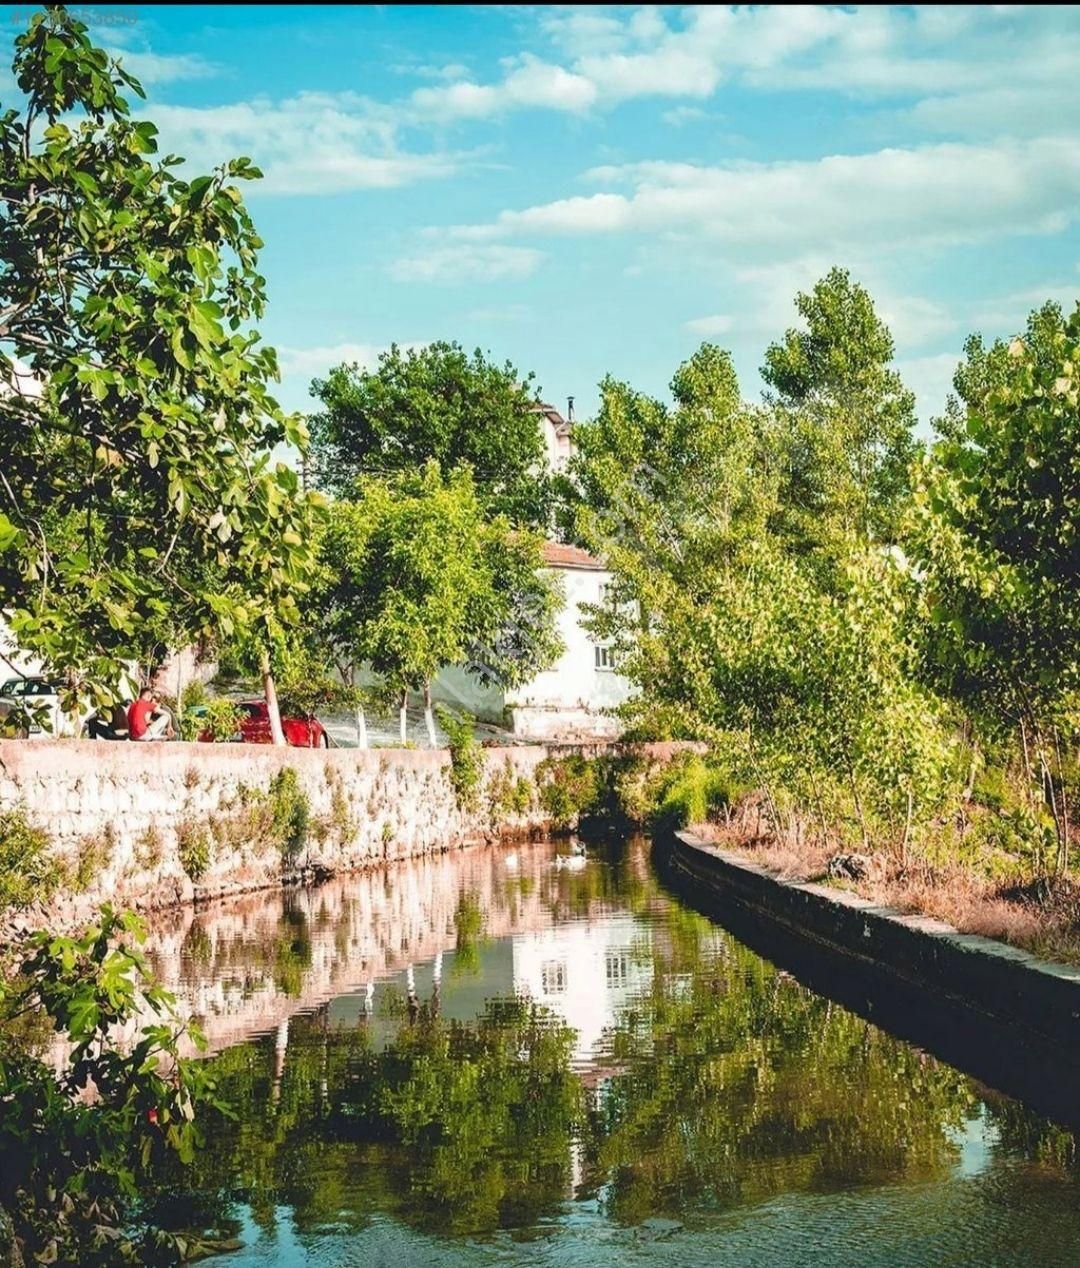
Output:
[692,814,1080,969]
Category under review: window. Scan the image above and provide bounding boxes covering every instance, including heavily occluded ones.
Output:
[605,951,629,989]
[595,646,617,672]
[540,960,567,994]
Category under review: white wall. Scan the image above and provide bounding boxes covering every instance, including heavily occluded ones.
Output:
[507,565,632,725]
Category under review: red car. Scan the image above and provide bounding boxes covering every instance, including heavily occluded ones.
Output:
[200,700,330,748]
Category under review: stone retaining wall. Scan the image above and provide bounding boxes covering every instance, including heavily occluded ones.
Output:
[0,737,688,931]
[671,829,1080,1051]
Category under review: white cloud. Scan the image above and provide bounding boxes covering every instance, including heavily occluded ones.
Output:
[412,54,597,120]
[396,5,1080,137]
[389,244,543,284]
[277,343,412,379]
[662,106,708,127]
[969,281,1080,335]
[455,139,1080,258]
[684,314,734,336]
[148,93,462,195]
[107,47,217,85]
[895,352,962,427]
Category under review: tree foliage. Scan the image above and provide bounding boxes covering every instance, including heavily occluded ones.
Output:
[0,906,229,1265]
[0,6,318,714]
[309,341,554,530]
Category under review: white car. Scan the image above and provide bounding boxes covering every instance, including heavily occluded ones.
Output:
[0,676,90,738]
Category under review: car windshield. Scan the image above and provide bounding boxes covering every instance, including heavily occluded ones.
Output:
[239,702,264,719]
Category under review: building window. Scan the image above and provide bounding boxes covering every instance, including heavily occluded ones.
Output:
[605,951,629,989]
[595,645,617,672]
[541,960,567,994]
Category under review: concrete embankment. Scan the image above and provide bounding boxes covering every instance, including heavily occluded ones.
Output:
[0,737,687,934]
[669,829,1080,1069]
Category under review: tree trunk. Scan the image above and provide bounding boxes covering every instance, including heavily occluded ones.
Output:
[423,680,437,748]
[399,688,408,746]
[260,650,287,747]
[345,667,367,749]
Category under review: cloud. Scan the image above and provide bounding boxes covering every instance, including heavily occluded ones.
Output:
[277,343,414,379]
[467,303,532,322]
[453,139,1080,258]
[396,6,1080,138]
[684,314,734,336]
[895,352,963,428]
[412,54,597,120]
[148,93,463,195]
[969,281,1080,335]
[106,47,218,85]
[389,244,543,284]
[662,106,708,127]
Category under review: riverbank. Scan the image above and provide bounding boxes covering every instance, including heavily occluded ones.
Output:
[0,737,689,939]
[670,828,1080,1053]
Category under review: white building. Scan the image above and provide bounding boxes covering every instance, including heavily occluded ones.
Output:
[433,399,633,740]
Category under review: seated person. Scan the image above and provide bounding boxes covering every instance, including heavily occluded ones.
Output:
[127,688,173,741]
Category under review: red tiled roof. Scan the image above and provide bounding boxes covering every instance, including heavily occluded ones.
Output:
[541,541,606,571]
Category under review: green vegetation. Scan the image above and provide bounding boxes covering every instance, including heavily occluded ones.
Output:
[535,754,600,829]
[309,340,555,531]
[567,269,1080,889]
[0,906,228,1264]
[268,768,310,865]
[177,822,212,883]
[0,6,319,730]
[436,706,483,810]
[0,807,59,911]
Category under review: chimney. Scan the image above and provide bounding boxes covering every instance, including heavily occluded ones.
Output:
[566,395,575,424]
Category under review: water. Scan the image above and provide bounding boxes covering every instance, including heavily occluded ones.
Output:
[136,838,1080,1266]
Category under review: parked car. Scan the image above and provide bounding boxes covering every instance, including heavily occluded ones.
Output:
[199,699,330,748]
[0,676,88,737]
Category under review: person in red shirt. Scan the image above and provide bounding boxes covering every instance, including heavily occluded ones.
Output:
[127,688,171,741]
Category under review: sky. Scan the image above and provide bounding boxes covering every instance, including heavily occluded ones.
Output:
[3,3,1080,429]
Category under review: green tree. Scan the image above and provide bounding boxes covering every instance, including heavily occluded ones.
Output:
[762,266,921,551]
[0,6,317,729]
[0,906,228,1265]
[306,464,561,747]
[911,300,1080,874]
[308,341,553,529]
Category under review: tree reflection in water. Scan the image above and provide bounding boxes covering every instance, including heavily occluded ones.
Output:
[139,841,1079,1250]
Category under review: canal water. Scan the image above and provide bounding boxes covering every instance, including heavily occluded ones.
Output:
[138,838,1080,1266]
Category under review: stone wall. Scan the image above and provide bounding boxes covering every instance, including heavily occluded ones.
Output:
[0,737,689,931]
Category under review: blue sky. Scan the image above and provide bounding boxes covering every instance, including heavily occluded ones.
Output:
[4,4,1080,428]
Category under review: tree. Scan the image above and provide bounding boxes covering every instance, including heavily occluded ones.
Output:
[0,906,228,1264]
[762,267,921,551]
[308,341,553,530]
[911,300,1080,874]
[305,464,561,747]
[0,6,318,732]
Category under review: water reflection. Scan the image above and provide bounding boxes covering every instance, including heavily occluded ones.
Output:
[137,839,1080,1266]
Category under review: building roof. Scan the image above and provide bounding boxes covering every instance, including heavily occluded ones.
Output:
[541,541,606,571]
[532,401,573,438]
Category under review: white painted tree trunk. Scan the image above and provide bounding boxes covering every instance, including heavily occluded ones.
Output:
[354,705,367,749]
[260,650,287,747]
[423,680,437,749]
[399,689,408,746]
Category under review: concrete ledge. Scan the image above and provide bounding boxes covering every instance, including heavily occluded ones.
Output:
[672,830,1080,1052]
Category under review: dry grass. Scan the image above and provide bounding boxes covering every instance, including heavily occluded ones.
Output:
[691,821,1080,968]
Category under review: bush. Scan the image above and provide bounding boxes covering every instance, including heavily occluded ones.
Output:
[0,906,227,1264]
[536,754,600,829]
[0,807,60,911]
[652,755,745,833]
[436,706,483,811]
[177,822,212,882]
[182,696,243,743]
[269,768,310,864]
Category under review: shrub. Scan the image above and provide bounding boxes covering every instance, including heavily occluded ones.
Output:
[269,768,310,865]
[182,696,243,744]
[536,754,600,829]
[0,807,59,911]
[435,705,483,811]
[177,822,212,882]
[652,755,745,833]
